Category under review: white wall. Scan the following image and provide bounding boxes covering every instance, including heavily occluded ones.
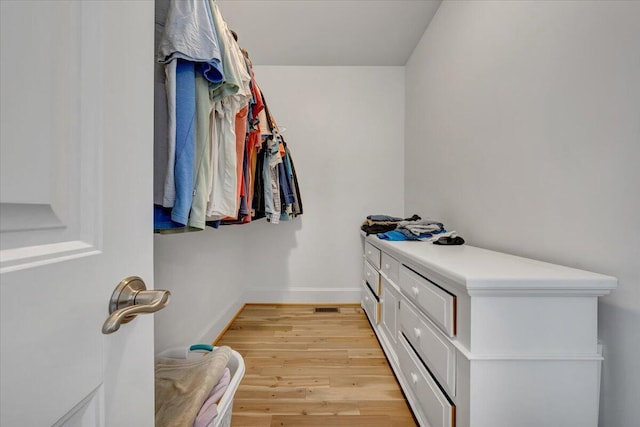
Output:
[154,66,405,351]
[404,2,640,426]
[153,227,248,352]
[245,66,405,301]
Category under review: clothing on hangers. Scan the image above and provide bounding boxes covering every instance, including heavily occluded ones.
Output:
[154,0,303,232]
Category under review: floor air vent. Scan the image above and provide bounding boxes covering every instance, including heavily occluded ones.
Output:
[314,307,339,313]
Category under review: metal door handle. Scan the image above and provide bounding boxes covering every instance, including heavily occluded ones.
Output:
[102,276,170,334]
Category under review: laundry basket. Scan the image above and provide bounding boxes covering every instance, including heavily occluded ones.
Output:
[157,345,245,427]
[210,348,244,427]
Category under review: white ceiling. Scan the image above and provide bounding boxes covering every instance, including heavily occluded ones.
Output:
[157,0,441,66]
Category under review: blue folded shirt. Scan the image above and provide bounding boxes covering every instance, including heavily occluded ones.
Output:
[377,229,446,241]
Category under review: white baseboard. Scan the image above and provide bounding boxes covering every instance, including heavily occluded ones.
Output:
[196,295,246,345]
[244,287,361,304]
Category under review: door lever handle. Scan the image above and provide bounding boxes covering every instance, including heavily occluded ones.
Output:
[102,276,170,334]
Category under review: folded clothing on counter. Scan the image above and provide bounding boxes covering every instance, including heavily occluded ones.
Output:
[366,214,403,222]
[397,219,444,236]
[433,233,465,245]
[361,214,421,235]
[362,223,399,235]
[378,228,446,241]
[376,217,446,241]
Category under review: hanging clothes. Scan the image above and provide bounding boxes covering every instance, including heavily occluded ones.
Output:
[187,72,213,230]
[160,60,177,209]
[156,0,224,227]
[170,59,196,226]
[154,0,303,232]
[157,0,223,72]
[206,1,251,221]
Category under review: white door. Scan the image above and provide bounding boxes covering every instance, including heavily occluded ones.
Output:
[1,1,156,426]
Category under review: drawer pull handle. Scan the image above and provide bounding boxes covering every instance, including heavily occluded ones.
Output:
[365,296,369,302]
[411,286,419,297]
[368,250,372,255]
[385,263,390,269]
[366,271,370,277]
[413,327,422,338]
[410,372,418,385]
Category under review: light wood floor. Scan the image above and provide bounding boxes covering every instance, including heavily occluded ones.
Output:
[215,304,417,427]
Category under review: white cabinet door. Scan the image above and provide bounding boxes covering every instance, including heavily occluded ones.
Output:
[1,1,154,426]
[381,277,401,363]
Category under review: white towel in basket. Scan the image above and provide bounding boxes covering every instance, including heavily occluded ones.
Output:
[155,346,232,427]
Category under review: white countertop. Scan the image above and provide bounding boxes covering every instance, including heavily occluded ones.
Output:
[366,235,617,293]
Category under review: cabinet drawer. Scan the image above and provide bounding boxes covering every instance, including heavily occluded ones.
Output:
[381,252,400,284]
[399,266,456,337]
[398,334,455,427]
[400,297,456,396]
[361,281,380,325]
[364,242,381,269]
[364,260,381,297]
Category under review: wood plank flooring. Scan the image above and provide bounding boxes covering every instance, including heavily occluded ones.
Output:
[215,304,417,427]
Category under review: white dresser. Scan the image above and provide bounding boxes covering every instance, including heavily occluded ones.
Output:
[361,235,616,427]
